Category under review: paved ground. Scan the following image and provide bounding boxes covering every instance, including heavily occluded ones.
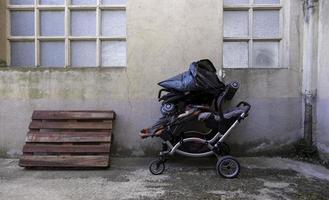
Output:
[0,157,329,200]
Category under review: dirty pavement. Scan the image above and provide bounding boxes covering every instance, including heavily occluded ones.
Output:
[0,157,329,200]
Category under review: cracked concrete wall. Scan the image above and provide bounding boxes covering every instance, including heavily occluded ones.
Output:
[222,0,304,155]
[223,69,302,156]
[316,0,329,162]
[0,0,304,157]
[0,0,223,157]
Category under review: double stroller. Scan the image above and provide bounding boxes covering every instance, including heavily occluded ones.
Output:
[139,59,250,178]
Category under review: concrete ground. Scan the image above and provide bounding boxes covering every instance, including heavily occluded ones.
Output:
[0,157,329,200]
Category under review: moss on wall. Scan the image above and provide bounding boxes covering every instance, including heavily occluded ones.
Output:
[0,147,7,158]
[0,59,7,68]
[28,88,44,99]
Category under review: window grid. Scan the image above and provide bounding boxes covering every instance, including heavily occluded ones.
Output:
[223,0,283,68]
[6,0,127,67]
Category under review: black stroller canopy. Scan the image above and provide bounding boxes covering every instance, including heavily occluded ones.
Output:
[158,59,225,93]
[196,59,217,73]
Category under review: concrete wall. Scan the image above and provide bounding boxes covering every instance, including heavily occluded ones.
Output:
[0,0,304,157]
[223,0,304,155]
[316,0,329,161]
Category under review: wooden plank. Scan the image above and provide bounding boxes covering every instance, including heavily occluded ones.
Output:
[19,155,109,167]
[23,144,111,153]
[32,111,116,120]
[29,121,112,130]
[26,131,111,143]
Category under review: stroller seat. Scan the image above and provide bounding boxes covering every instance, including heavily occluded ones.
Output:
[198,105,249,122]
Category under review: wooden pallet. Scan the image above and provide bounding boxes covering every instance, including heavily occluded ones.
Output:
[19,110,115,168]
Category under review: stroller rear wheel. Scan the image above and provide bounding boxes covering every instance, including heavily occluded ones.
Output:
[216,156,240,178]
[149,159,165,175]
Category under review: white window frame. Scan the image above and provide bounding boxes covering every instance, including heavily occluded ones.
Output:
[223,0,289,69]
[6,0,127,68]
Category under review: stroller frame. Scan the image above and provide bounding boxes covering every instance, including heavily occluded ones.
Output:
[149,101,251,178]
[164,113,243,158]
[145,60,251,178]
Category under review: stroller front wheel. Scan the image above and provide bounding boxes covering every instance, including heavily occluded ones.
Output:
[149,159,165,175]
[216,156,240,178]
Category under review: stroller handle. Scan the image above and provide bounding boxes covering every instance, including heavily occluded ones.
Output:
[158,89,169,100]
[215,86,229,119]
[216,86,251,119]
[237,101,251,114]
[225,81,240,100]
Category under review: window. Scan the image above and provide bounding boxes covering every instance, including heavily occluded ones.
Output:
[223,0,283,68]
[7,0,127,67]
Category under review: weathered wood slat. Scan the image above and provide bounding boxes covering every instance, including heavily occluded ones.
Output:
[26,131,111,143]
[19,155,109,167]
[29,121,112,130]
[20,110,115,168]
[23,144,110,153]
[32,111,116,120]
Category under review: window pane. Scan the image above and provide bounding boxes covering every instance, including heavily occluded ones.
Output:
[71,0,97,5]
[10,0,34,5]
[252,42,279,68]
[102,41,126,67]
[41,11,64,36]
[11,11,34,36]
[223,42,248,68]
[101,11,126,37]
[224,0,249,5]
[101,0,127,5]
[71,41,96,67]
[253,10,279,38]
[254,0,280,4]
[71,11,96,36]
[11,42,35,67]
[40,0,65,4]
[224,11,249,37]
[41,42,65,67]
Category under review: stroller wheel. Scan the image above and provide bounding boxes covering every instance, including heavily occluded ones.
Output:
[216,156,240,178]
[160,103,176,116]
[149,159,165,175]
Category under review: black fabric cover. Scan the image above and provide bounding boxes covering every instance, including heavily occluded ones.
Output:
[158,59,225,93]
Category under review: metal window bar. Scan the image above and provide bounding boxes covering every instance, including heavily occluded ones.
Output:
[223,0,283,68]
[6,0,127,68]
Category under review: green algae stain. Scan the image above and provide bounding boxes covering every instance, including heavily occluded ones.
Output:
[0,147,8,158]
[0,59,7,68]
[28,88,44,99]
